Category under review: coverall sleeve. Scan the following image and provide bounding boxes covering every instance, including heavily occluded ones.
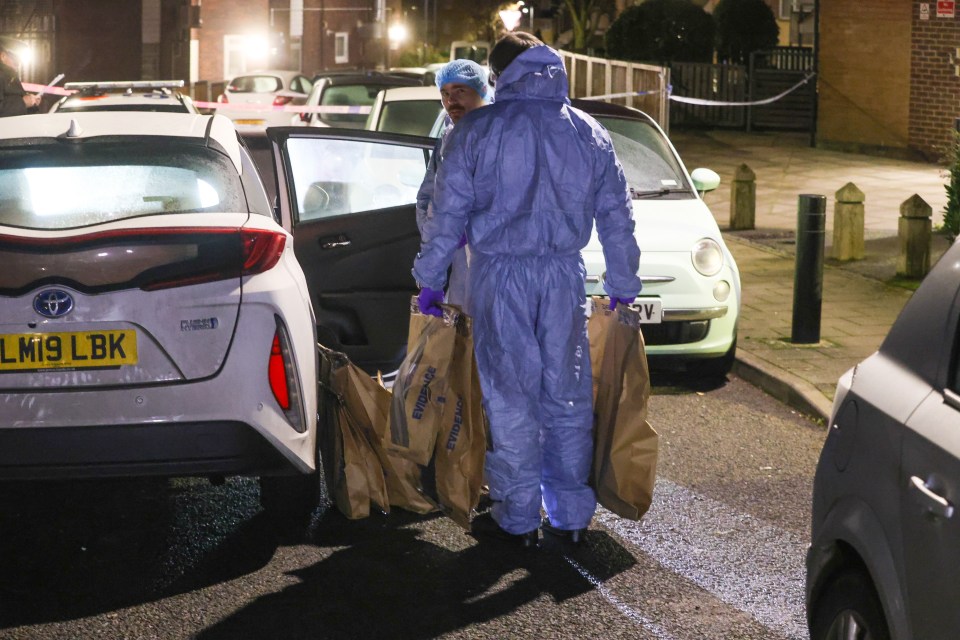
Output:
[411,126,475,290]
[415,136,442,241]
[593,128,642,298]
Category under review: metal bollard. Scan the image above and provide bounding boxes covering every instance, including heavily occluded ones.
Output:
[729,163,756,230]
[792,194,826,344]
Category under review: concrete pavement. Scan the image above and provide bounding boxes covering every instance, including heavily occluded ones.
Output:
[669,129,950,422]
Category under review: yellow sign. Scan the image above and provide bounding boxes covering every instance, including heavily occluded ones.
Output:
[0,330,138,371]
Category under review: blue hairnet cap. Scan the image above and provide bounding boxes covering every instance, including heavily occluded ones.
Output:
[435,59,488,98]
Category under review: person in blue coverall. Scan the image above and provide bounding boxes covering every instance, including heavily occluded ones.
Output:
[415,59,488,310]
[413,32,641,548]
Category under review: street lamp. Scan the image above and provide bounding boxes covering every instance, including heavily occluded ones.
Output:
[498,7,522,31]
[388,23,408,48]
[518,1,534,31]
[387,22,407,68]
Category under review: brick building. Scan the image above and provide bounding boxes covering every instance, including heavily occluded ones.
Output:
[818,0,959,160]
[2,0,402,91]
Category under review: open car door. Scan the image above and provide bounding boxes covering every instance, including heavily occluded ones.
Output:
[267,127,435,375]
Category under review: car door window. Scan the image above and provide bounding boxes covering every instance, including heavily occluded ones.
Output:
[950,314,960,395]
[377,101,444,136]
[293,76,312,94]
[285,137,427,222]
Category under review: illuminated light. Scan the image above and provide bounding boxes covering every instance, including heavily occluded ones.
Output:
[196,178,220,208]
[388,23,408,44]
[16,46,33,66]
[498,9,522,31]
[246,35,270,61]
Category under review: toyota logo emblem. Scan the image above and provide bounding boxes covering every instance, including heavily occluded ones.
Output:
[33,289,74,318]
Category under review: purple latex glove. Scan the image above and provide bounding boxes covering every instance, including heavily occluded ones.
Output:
[456,233,468,249]
[417,287,444,317]
[609,296,635,311]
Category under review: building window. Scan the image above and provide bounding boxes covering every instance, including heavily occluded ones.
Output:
[779,0,793,19]
[335,32,349,64]
[190,39,199,83]
[779,0,813,20]
[224,34,248,78]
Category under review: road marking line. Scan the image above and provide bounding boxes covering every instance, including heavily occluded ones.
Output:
[597,479,808,640]
[564,555,678,640]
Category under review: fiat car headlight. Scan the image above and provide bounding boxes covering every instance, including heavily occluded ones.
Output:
[692,238,723,276]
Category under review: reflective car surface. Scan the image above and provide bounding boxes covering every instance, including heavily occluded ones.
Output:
[49,80,199,114]
[297,72,420,129]
[216,70,312,131]
[0,112,319,518]
[807,239,960,640]
[365,85,444,137]
[573,99,739,376]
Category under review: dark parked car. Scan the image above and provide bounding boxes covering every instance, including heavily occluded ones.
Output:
[807,238,960,640]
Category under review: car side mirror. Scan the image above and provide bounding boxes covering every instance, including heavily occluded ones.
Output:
[299,112,310,123]
[690,168,720,195]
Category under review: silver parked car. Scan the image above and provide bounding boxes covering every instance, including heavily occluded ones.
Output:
[807,238,960,639]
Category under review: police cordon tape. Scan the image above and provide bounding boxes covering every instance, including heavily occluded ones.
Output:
[22,83,374,114]
[26,72,814,113]
[190,101,372,114]
[584,72,816,107]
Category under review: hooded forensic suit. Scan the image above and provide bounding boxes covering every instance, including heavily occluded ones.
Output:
[412,45,641,535]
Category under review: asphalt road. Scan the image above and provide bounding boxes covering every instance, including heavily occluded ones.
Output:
[0,374,825,640]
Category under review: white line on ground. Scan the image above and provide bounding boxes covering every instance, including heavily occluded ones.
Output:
[596,479,808,640]
[564,555,679,640]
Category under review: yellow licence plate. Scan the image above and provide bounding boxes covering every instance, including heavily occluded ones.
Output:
[0,330,138,371]
[234,119,265,125]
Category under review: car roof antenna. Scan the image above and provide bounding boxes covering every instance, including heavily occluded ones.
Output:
[65,119,83,138]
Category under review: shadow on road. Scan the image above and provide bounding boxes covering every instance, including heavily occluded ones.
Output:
[0,478,637,637]
[197,508,635,640]
[0,476,276,628]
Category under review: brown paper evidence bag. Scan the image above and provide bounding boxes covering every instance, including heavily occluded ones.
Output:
[588,297,659,521]
[316,296,658,526]
[317,301,486,529]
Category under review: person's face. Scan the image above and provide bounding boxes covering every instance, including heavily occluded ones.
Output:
[440,82,484,124]
[0,49,20,71]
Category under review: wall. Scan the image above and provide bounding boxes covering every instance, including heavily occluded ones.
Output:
[193,0,269,82]
[910,2,960,158]
[56,0,142,82]
[817,0,912,154]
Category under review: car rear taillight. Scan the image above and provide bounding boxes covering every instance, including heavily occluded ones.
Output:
[143,228,285,290]
[268,318,305,432]
[273,95,294,106]
[242,228,286,275]
[217,93,229,103]
[269,334,291,410]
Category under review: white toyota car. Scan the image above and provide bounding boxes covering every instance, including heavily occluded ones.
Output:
[0,112,318,519]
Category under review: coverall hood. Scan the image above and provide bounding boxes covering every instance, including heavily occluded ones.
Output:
[493,45,570,105]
